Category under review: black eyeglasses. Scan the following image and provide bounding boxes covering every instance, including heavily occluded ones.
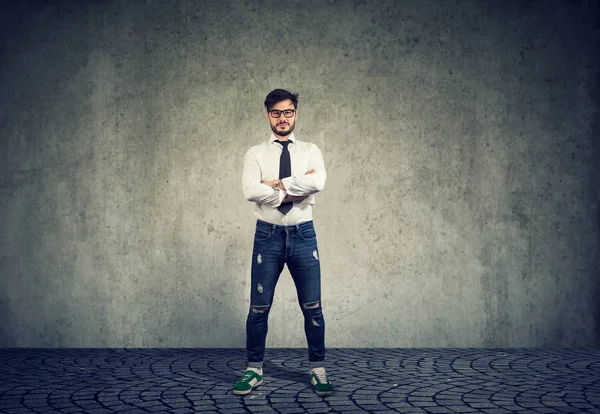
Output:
[269,109,296,118]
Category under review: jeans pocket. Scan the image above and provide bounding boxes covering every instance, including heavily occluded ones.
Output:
[298,225,316,240]
[255,225,272,241]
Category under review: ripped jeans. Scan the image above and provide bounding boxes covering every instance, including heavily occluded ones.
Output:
[246,219,325,368]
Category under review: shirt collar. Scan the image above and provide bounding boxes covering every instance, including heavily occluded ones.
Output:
[269,133,296,145]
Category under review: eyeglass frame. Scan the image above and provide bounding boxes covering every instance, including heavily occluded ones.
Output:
[268,109,296,118]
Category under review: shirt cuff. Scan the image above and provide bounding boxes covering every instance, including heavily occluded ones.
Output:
[276,188,287,206]
[281,177,303,196]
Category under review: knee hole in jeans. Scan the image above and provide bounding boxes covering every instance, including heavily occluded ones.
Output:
[251,305,270,314]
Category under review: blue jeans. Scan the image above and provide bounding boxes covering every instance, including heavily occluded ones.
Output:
[246,219,325,368]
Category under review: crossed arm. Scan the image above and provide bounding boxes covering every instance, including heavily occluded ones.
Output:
[242,145,327,207]
[261,169,315,203]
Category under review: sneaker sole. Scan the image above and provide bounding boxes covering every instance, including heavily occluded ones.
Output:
[232,379,263,395]
[315,389,333,396]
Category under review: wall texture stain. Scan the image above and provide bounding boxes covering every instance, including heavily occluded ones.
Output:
[0,0,598,347]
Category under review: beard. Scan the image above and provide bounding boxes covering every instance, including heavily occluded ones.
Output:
[271,120,295,137]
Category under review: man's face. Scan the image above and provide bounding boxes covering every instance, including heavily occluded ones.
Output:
[266,99,296,138]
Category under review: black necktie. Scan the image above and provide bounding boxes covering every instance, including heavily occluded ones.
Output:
[276,140,293,215]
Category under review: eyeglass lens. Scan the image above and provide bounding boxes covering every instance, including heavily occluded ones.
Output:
[271,110,295,118]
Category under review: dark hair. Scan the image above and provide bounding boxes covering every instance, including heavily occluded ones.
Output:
[264,89,299,111]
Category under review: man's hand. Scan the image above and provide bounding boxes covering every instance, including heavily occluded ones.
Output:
[282,194,307,203]
[261,179,280,188]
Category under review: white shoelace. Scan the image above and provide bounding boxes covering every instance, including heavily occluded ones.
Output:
[311,368,329,383]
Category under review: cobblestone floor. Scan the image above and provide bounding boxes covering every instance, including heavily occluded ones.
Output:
[1,348,599,413]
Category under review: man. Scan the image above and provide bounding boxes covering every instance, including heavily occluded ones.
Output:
[234,89,333,396]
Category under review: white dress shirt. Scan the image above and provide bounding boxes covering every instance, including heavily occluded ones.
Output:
[242,133,327,226]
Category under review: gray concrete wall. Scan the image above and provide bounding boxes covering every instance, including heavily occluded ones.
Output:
[0,0,598,348]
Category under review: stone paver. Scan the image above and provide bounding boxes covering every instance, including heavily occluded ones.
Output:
[0,348,599,413]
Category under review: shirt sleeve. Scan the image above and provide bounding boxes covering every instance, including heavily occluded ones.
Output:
[281,144,327,196]
[242,148,287,207]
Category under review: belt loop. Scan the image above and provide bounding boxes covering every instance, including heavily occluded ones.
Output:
[295,224,300,232]
[272,224,277,232]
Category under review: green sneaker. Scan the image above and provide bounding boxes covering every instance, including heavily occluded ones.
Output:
[310,367,333,396]
[233,369,263,395]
